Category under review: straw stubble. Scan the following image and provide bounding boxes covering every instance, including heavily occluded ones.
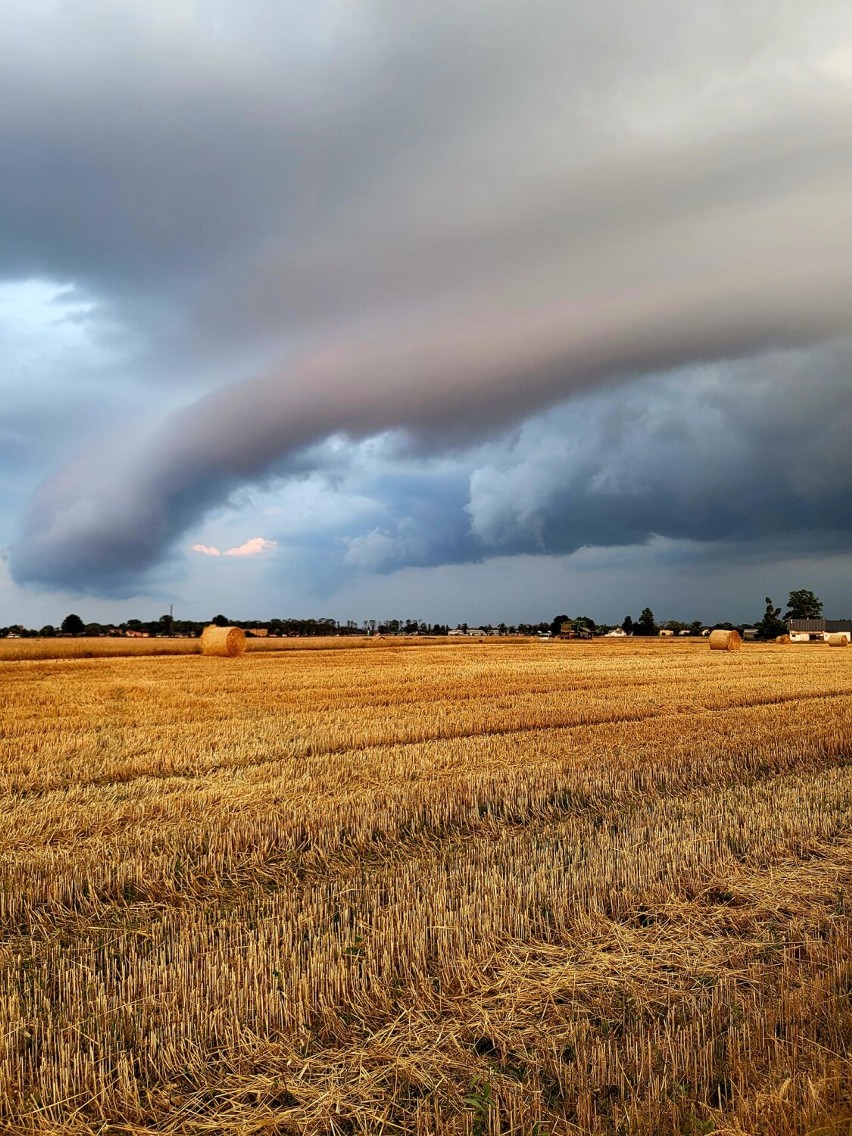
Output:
[1,638,851,1135]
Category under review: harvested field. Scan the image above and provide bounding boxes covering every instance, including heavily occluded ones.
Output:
[0,635,436,663]
[1,638,850,1135]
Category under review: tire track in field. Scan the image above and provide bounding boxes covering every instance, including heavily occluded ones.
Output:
[6,686,851,799]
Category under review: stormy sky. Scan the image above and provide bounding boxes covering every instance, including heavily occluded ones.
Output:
[3,1,852,627]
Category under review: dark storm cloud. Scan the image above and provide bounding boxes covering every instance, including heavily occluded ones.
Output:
[5,1,852,592]
[267,343,852,590]
[466,342,852,559]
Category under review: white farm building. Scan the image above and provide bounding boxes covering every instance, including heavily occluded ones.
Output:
[787,618,852,643]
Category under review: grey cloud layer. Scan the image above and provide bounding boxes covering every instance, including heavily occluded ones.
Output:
[264,345,852,592]
[4,1,852,592]
[466,343,852,559]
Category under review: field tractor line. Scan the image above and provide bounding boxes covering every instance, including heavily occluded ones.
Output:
[9,686,850,800]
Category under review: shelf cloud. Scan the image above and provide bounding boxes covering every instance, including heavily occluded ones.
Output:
[3,0,852,600]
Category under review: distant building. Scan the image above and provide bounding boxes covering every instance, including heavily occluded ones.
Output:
[658,629,675,637]
[560,622,593,639]
[787,618,852,643]
[605,628,628,637]
[247,628,269,637]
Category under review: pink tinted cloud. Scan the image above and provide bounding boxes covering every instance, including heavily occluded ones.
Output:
[224,536,277,557]
[191,537,276,558]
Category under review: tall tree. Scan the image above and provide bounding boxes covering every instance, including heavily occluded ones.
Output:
[784,589,823,620]
[635,608,657,636]
[756,596,786,640]
[61,613,85,636]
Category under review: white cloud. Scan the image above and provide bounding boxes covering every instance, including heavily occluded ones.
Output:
[342,528,402,572]
[341,521,427,572]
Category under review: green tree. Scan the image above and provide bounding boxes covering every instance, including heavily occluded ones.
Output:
[550,613,570,635]
[622,615,634,635]
[784,589,823,620]
[635,608,657,636]
[212,613,230,627]
[756,596,787,640]
[61,613,85,636]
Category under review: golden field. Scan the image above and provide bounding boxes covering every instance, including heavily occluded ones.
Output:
[0,635,434,663]
[1,638,850,1135]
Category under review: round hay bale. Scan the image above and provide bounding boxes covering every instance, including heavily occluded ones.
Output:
[775,634,791,644]
[200,625,246,657]
[708,629,741,651]
[826,633,848,648]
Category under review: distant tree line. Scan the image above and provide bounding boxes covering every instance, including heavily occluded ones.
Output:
[0,589,830,640]
[0,614,453,639]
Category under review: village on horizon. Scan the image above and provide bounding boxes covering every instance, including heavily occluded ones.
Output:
[3,589,849,645]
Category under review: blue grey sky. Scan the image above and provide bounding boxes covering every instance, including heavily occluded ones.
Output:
[2,1,852,627]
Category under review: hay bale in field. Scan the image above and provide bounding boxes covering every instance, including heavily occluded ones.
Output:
[775,634,791,644]
[708,629,741,651]
[826,633,849,647]
[200,625,246,657]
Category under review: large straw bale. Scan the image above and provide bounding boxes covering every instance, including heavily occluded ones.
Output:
[775,634,791,644]
[200,625,246,657]
[708,629,741,651]
[826,633,848,647]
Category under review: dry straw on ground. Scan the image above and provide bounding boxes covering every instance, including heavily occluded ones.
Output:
[826,633,849,647]
[0,634,472,663]
[2,637,851,1135]
[708,628,741,651]
[200,624,246,656]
